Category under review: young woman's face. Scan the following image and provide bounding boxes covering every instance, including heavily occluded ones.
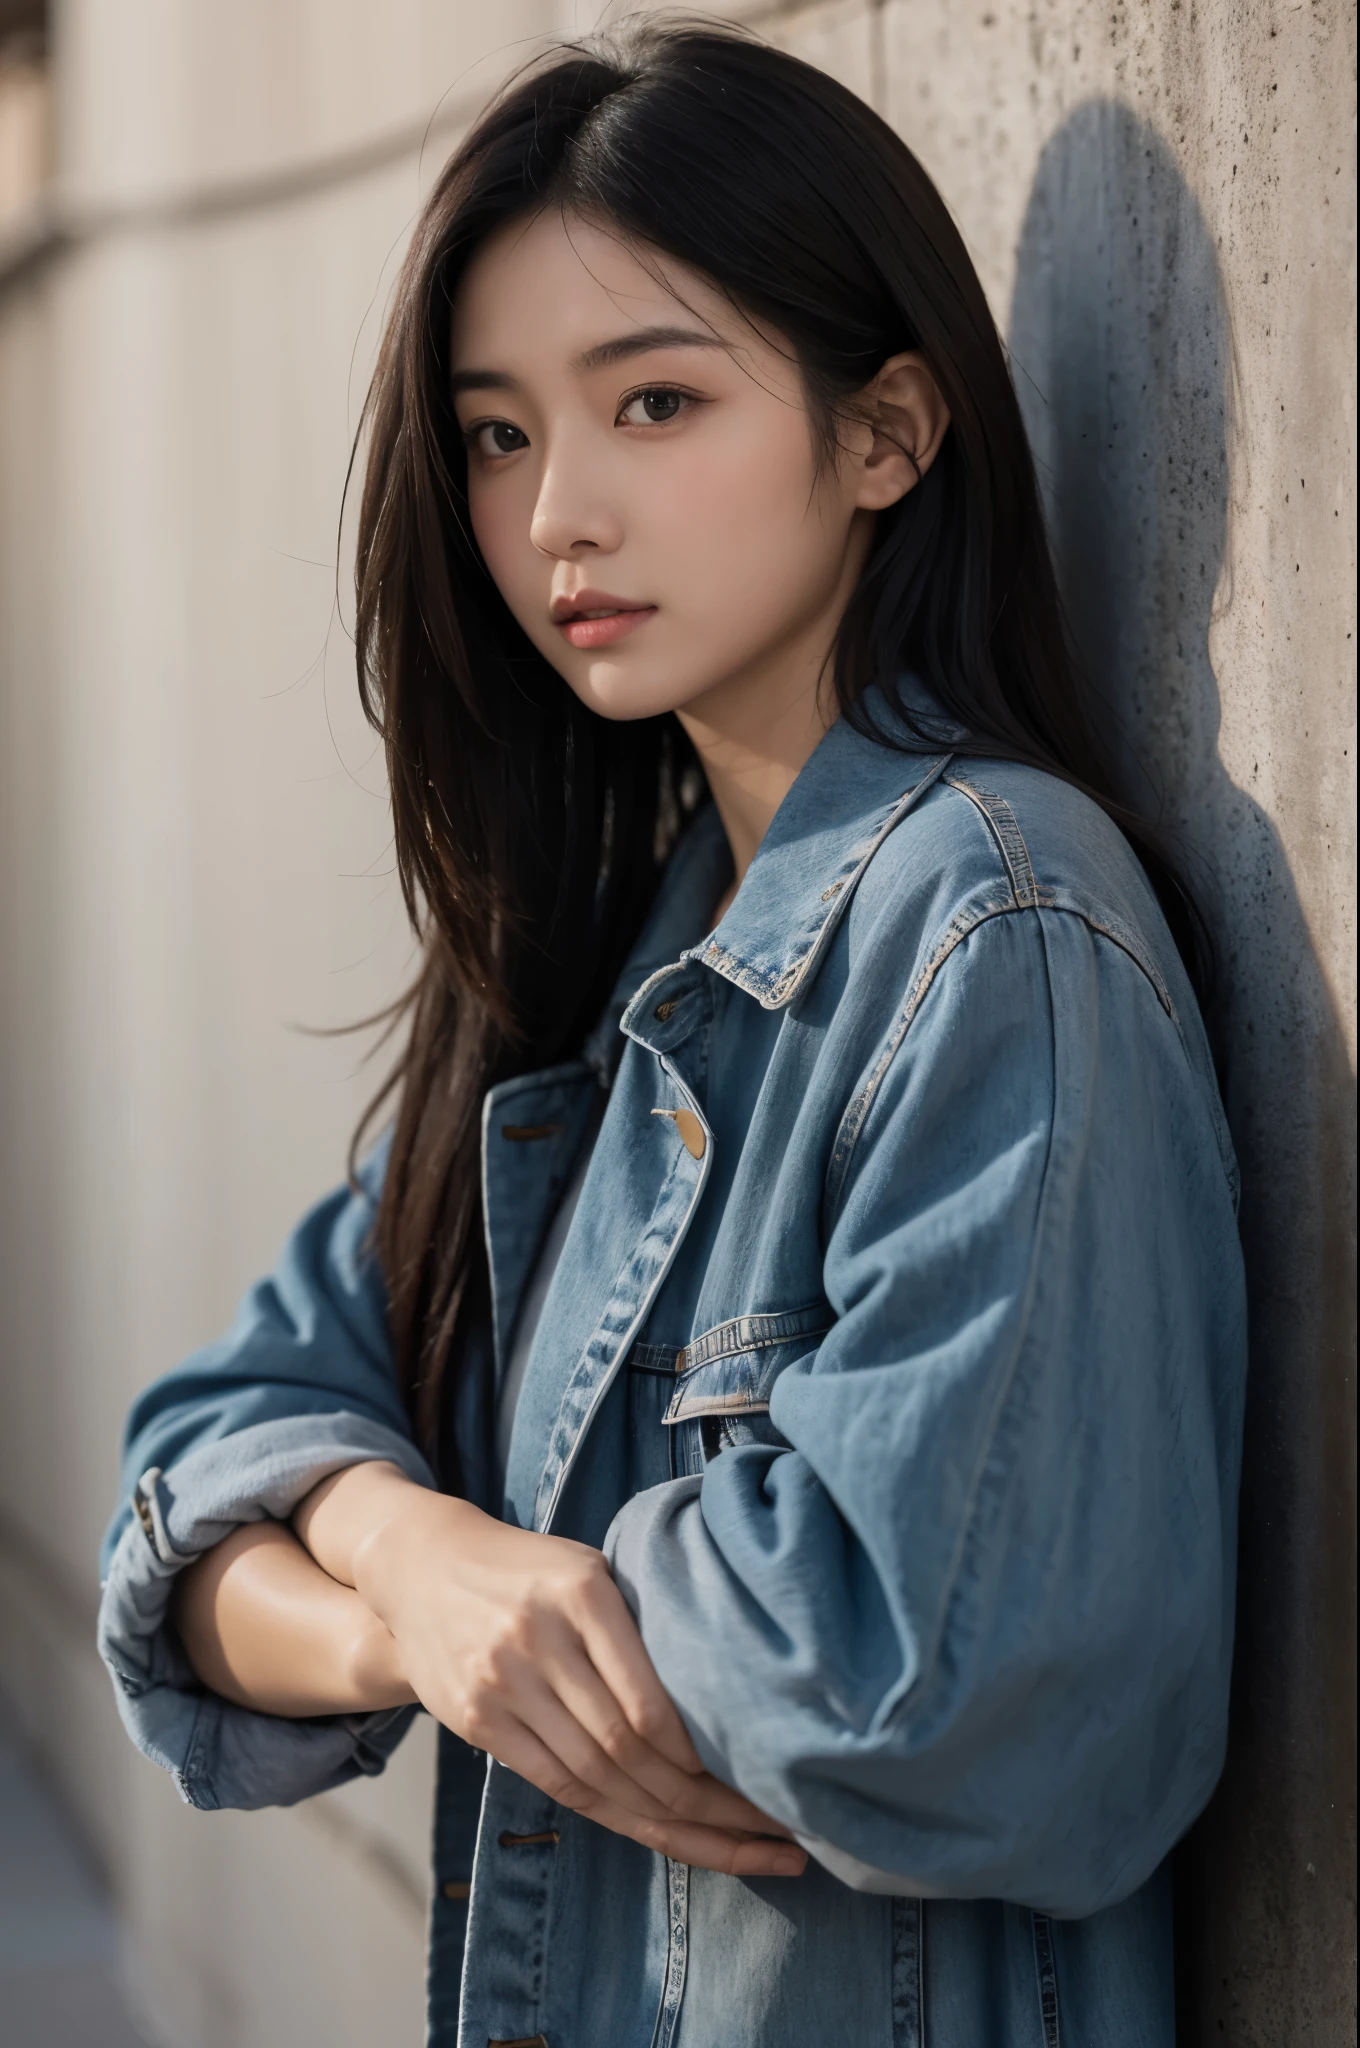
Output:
[449,209,916,726]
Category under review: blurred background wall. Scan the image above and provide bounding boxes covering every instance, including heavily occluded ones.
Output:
[0,3,1353,2044]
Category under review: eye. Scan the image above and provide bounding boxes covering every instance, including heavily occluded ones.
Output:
[467,419,529,457]
[618,387,691,427]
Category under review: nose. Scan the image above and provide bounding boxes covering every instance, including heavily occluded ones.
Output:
[529,443,623,560]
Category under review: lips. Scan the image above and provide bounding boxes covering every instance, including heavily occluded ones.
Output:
[551,589,656,651]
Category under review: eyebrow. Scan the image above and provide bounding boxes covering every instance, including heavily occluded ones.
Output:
[450,325,726,395]
[576,324,726,370]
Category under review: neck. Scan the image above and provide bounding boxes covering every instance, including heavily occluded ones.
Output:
[677,662,834,923]
[672,512,877,923]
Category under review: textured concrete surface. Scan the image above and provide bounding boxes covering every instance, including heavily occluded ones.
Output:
[1002,47,1356,2043]
[0,4,1353,2045]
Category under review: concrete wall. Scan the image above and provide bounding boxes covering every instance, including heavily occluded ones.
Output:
[0,4,1352,2044]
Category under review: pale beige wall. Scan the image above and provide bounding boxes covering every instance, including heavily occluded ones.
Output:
[0,5,1352,2045]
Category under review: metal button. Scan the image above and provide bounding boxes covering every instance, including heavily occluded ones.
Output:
[654,998,678,1022]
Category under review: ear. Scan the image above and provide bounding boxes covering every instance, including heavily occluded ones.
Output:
[851,351,952,513]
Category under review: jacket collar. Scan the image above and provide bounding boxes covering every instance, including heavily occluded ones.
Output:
[680,712,951,1011]
[588,688,950,1072]
[582,798,732,1083]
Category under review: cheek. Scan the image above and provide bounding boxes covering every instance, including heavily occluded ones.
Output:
[656,422,835,601]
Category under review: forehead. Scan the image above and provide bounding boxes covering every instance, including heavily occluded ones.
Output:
[450,208,737,364]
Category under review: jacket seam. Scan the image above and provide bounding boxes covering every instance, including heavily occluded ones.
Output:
[767,757,952,1006]
[632,1302,832,1377]
[823,897,1021,1225]
[177,1693,221,1811]
[663,1392,773,1422]
[875,906,1064,1738]
[943,774,1183,1026]
[944,775,1049,910]
[823,900,1195,1232]
[533,1076,708,1533]
[1032,1909,1062,2048]
[687,756,952,1011]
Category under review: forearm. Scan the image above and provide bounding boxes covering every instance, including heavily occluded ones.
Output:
[290,1459,804,1874]
[172,1518,416,1719]
[293,1455,482,1596]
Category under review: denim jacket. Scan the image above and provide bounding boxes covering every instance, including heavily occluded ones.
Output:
[98,699,1246,2048]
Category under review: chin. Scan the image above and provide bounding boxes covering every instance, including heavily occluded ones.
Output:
[566,664,705,724]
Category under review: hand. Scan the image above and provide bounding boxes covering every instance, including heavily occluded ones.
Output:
[294,1463,806,1878]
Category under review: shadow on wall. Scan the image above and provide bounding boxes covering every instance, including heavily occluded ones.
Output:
[1008,100,1356,2047]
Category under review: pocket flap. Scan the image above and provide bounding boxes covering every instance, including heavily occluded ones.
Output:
[648,1303,832,1425]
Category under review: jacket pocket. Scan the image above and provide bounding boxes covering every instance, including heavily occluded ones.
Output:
[649,1302,832,1447]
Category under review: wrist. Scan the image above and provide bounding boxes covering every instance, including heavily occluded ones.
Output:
[352,1487,484,1625]
[344,1602,417,1711]
[293,1458,430,1589]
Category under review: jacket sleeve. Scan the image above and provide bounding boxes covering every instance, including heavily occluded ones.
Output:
[96,1139,436,1812]
[605,907,1246,1917]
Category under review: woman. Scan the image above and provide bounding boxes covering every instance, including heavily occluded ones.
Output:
[98,23,1246,2047]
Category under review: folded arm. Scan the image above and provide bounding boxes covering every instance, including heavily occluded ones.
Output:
[171,1518,413,1717]
[103,1150,802,1872]
[607,910,1246,1916]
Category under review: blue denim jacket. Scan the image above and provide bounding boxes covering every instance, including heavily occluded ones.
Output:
[98,700,1246,2048]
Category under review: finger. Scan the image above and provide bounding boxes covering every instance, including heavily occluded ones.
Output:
[514,1676,685,1822]
[573,1575,706,1773]
[468,1682,709,1832]
[463,1702,618,1818]
[660,1775,796,1840]
[595,1802,810,1878]
[547,1647,794,1836]
[453,1706,804,1876]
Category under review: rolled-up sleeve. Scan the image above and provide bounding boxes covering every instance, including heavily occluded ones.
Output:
[606,908,1246,1917]
[97,1144,436,1812]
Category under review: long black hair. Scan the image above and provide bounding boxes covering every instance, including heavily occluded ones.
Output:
[350,18,1209,1452]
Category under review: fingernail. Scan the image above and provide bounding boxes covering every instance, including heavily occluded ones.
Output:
[772,1851,805,1874]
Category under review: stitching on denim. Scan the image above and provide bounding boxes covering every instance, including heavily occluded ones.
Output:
[628,1303,832,1377]
[891,1896,924,2048]
[769,756,952,1007]
[680,1303,831,1373]
[944,775,1047,908]
[649,1858,689,2048]
[823,899,1019,1226]
[535,1041,719,1533]
[822,896,1197,1235]
[832,904,1064,1740]
[691,756,952,1009]
[663,1393,773,1424]
[178,1694,221,1810]
[532,1138,694,1533]
[1032,1912,1061,2048]
[881,901,1067,1748]
[1077,910,1176,1019]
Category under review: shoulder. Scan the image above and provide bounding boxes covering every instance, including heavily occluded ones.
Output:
[836,752,1237,1204]
[848,753,1189,1026]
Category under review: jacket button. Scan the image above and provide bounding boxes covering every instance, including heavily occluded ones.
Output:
[654,999,677,1022]
[650,1106,707,1159]
[674,1108,706,1159]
